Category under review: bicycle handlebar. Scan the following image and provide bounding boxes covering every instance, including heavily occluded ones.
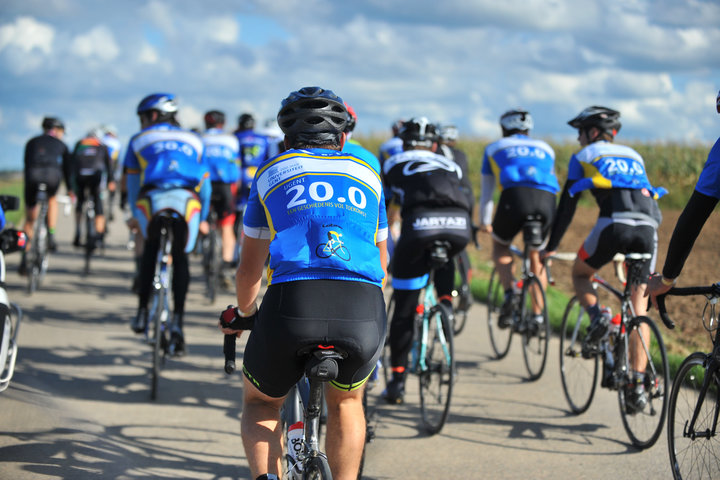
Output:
[223,334,236,374]
[655,284,720,331]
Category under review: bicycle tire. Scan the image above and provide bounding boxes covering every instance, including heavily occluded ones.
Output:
[559,296,599,414]
[451,252,472,335]
[419,302,455,435]
[303,455,333,480]
[618,315,669,449]
[486,268,513,359]
[150,282,166,401]
[520,275,550,381]
[667,352,719,480]
[0,314,10,378]
[28,221,48,295]
[84,202,96,275]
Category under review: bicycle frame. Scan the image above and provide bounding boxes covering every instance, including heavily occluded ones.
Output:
[411,271,452,374]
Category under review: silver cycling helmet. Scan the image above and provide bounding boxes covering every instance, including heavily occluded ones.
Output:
[500,109,534,132]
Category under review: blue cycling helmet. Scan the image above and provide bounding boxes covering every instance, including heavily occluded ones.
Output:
[136,93,178,115]
[277,87,347,142]
[500,109,534,132]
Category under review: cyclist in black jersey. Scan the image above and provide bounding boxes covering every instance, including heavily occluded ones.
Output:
[382,117,472,404]
[220,86,388,480]
[71,129,116,249]
[648,90,720,301]
[19,117,72,274]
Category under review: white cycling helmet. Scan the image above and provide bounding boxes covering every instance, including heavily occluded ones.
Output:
[500,109,534,132]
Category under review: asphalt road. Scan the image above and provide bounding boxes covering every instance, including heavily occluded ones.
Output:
[0,209,672,479]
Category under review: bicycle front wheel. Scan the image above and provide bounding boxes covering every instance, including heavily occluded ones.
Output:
[520,276,549,381]
[304,455,333,479]
[618,315,669,449]
[559,296,598,414]
[486,268,513,359]
[667,352,719,480]
[419,303,455,435]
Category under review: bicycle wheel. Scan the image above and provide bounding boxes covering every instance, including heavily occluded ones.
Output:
[304,455,333,479]
[451,252,472,335]
[28,222,48,295]
[149,284,166,401]
[486,268,513,359]
[618,315,669,449]
[83,203,96,275]
[419,302,455,434]
[559,296,599,414]
[520,275,549,381]
[667,352,719,480]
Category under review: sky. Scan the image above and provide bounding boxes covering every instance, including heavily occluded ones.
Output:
[0,0,719,171]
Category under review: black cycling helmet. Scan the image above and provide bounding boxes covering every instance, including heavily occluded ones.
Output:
[399,117,438,148]
[568,106,621,135]
[500,109,533,132]
[42,116,64,131]
[238,113,255,130]
[204,110,225,128]
[277,87,348,143]
[136,93,178,115]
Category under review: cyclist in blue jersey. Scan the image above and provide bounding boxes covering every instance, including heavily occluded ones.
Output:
[544,106,665,411]
[382,117,472,404]
[648,90,720,299]
[479,109,559,328]
[341,102,381,174]
[101,124,122,222]
[201,110,241,281]
[234,113,272,238]
[220,86,388,480]
[378,119,404,169]
[125,93,211,356]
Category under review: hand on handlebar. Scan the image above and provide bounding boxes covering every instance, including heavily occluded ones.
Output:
[219,304,256,335]
[646,273,674,310]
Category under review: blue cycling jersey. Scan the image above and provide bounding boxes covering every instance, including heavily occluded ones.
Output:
[567,140,666,198]
[243,148,388,288]
[378,137,403,166]
[0,205,5,231]
[343,138,381,174]
[481,134,560,194]
[123,122,211,222]
[202,128,240,184]
[695,137,720,199]
[236,130,272,206]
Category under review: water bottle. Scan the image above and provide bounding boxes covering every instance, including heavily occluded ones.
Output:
[286,421,304,478]
[608,313,622,337]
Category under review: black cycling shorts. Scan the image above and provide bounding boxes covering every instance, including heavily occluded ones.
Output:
[210,181,236,222]
[75,171,104,215]
[242,279,386,398]
[491,187,556,248]
[24,168,61,207]
[579,217,657,277]
[391,207,471,281]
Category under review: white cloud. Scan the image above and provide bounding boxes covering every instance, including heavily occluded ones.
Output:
[138,43,159,64]
[205,17,238,44]
[70,25,119,62]
[0,16,54,54]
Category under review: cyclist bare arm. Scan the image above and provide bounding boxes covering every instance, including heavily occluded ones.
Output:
[235,235,269,318]
[478,174,495,231]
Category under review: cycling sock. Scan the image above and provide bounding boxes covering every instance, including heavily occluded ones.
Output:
[586,303,601,319]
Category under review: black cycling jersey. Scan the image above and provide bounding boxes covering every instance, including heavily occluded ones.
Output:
[438,144,475,211]
[24,133,72,187]
[662,190,718,280]
[72,137,113,182]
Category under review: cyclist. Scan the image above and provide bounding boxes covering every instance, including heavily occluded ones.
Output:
[201,110,241,283]
[341,102,381,173]
[70,128,116,249]
[19,116,72,274]
[648,90,720,300]
[100,124,122,222]
[543,105,665,411]
[479,109,559,328]
[220,86,388,480]
[378,119,404,168]
[125,93,210,356]
[234,113,272,244]
[382,117,472,404]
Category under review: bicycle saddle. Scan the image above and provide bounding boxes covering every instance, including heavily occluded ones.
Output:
[296,346,348,382]
[427,240,451,270]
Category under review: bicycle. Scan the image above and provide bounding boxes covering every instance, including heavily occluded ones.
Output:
[656,283,720,479]
[223,328,341,479]
[81,197,97,276]
[200,207,222,304]
[27,183,50,295]
[485,219,550,381]
[0,195,26,392]
[450,249,473,335]
[145,211,180,400]
[384,239,456,434]
[559,252,669,449]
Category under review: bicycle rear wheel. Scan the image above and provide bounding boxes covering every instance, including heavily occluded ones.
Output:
[520,276,549,381]
[486,268,513,359]
[149,282,168,400]
[451,251,471,335]
[83,203,96,275]
[28,223,48,295]
[559,296,598,414]
[419,303,455,434]
[667,352,719,480]
[618,315,669,449]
